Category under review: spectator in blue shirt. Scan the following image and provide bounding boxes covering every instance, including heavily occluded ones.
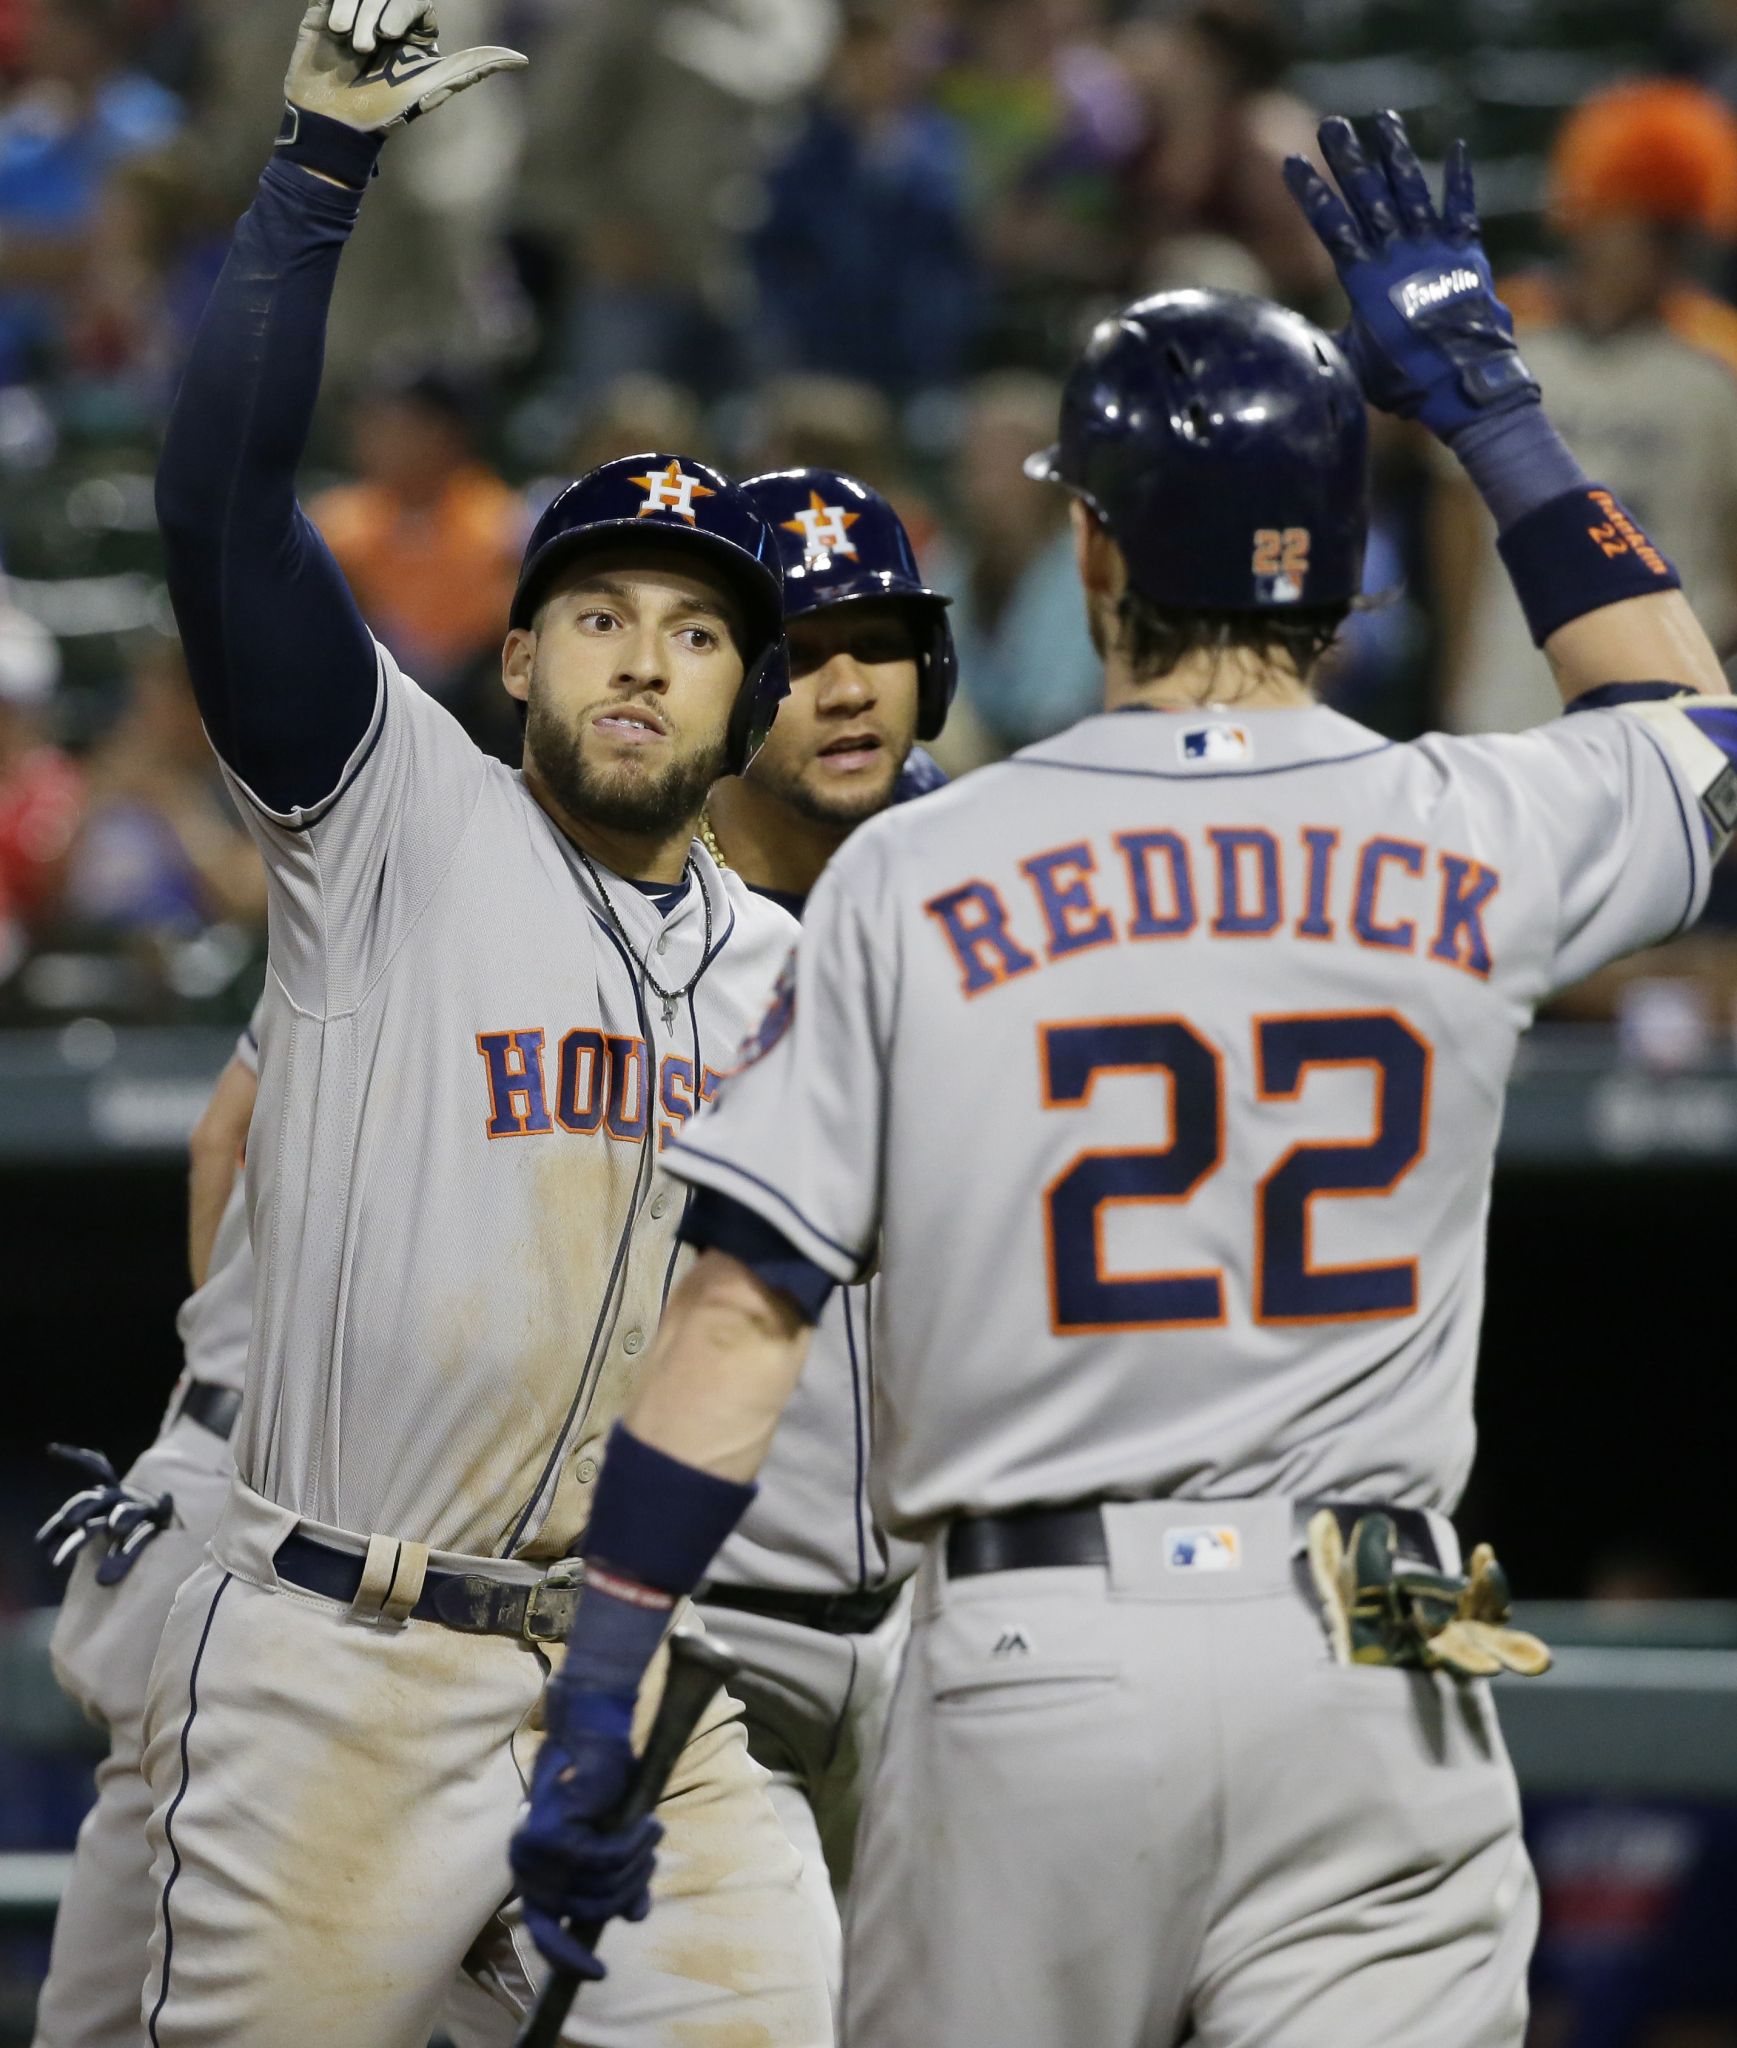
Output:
[0,0,181,383]
[749,5,979,395]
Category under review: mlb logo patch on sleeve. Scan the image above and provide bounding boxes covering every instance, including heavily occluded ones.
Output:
[1166,1526,1241,1572]
[1178,724,1251,766]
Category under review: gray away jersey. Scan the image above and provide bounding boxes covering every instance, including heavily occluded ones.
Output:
[164,1010,262,1413]
[667,701,1716,1534]
[227,647,795,1558]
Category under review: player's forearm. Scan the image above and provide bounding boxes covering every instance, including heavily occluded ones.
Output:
[627,1252,813,1483]
[187,1054,258,1286]
[154,157,378,809]
[1543,591,1729,701]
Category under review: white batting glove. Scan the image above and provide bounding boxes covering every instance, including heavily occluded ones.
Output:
[330,0,432,57]
[286,0,525,135]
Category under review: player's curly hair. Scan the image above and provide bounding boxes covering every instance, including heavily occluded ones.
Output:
[1115,589,1349,694]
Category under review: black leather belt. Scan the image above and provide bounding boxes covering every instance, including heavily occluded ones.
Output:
[700,1580,903,1637]
[273,1531,582,1641]
[177,1380,243,1442]
[946,1499,1443,1579]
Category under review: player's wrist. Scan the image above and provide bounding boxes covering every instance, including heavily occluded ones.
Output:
[1445,401,1582,530]
[274,103,386,188]
[1497,485,1681,646]
[581,1424,757,1599]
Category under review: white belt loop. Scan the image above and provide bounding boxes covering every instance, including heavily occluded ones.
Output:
[351,1533,429,1626]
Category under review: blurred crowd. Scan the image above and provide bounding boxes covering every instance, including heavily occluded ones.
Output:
[7,0,1737,1042]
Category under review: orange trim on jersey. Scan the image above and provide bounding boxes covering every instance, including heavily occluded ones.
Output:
[659,1056,696,1150]
[1351,836,1425,953]
[1251,1009,1434,1328]
[1206,827,1283,937]
[476,1027,554,1140]
[1428,853,1501,980]
[554,1027,607,1135]
[603,1034,650,1145]
[1019,839,1118,961]
[1039,1015,1228,1335]
[1295,826,1340,941]
[924,876,1041,998]
[1114,829,1197,939]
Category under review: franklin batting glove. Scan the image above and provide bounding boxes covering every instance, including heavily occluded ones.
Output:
[1283,111,1538,439]
[283,0,524,140]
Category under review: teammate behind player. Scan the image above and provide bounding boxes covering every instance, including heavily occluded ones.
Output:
[510,113,1737,2046]
[687,468,953,1991]
[137,5,829,2043]
[34,1026,258,2048]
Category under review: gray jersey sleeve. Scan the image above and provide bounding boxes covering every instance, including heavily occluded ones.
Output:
[1424,703,1714,993]
[669,846,892,1284]
[219,644,490,1017]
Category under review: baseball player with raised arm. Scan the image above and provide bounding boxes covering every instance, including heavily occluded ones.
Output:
[505,114,1737,2046]
[137,5,830,2043]
[33,1022,259,2048]
[689,467,953,1992]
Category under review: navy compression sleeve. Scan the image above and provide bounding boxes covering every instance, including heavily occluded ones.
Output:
[154,158,380,814]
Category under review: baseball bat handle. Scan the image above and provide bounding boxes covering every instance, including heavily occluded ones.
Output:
[511,1631,738,2048]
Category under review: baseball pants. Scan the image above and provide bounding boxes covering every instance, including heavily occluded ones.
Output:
[845,1495,1538,2048]
[34,1415,235,2048]
[692,1588,911,2001]
[139,1478,832,2048]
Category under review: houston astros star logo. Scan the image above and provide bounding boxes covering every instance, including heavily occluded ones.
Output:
[631,461,716,524]
[781,490,860,563]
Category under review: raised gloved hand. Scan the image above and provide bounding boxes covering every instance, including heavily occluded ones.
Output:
[285,0,524,137]
[510,1687,663,1981]
[1283,111,1538,439]
[36,1444,175,1587]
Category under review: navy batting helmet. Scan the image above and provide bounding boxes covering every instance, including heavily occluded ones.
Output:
[512,453,788,774]
[742,468,957,741]
[1026,290,1367,613]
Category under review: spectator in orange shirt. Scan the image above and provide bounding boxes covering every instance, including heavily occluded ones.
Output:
[310,369,528,738]
[0,588,82,957]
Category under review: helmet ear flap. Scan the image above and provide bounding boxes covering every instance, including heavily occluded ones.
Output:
[916,615,959,741]
[726,640,792,776]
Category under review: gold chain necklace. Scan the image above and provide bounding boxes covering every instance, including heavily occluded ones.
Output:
[696,809,728,871]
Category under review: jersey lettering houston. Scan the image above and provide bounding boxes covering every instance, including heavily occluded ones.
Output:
[228,648,794,1557]
[667,702,1711,1532]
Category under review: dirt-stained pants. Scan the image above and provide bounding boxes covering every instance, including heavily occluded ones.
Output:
[141,1478,833,2048]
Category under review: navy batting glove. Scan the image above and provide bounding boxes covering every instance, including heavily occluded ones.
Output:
[510,1701,662,1981]
[1283,111,1538,439]
[36,1445,174,1583]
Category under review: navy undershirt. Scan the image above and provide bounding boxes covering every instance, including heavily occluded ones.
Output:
[156,161,384,814]
[676,873,836,1316]
[622,874,690,918]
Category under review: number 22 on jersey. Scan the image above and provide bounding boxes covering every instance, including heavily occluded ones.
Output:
[1041,1010,1431,1333]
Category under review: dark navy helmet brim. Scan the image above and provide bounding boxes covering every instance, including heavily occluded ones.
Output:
[511,513,783,655]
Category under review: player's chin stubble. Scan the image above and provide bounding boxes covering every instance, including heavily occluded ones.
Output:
[751,746,904,831]
[526,694,724,841]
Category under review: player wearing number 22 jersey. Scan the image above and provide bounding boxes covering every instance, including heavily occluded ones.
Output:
[518,116,1737,2048]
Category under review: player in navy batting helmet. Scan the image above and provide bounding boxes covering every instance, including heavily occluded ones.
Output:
[1027,289,1367,686]
[509,451,789,780]
[697,469,954,899]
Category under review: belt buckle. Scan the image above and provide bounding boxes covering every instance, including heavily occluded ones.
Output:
[522,1560,583,1643]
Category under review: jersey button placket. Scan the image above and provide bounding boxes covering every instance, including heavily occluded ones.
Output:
[623,1328,644,1356]
[649,1188,669,1219]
